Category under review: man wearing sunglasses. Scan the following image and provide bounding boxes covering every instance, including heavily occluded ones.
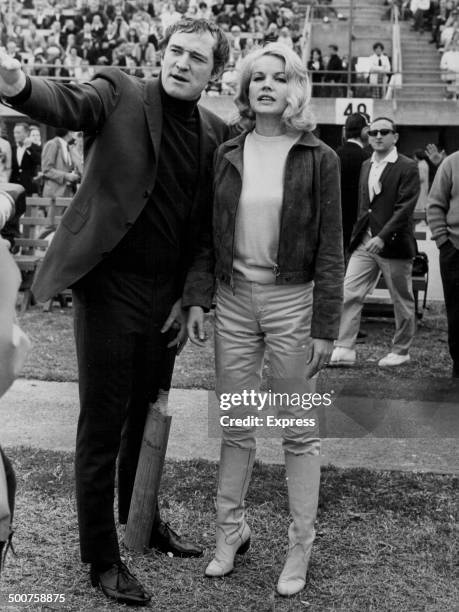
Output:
[331,117,420,368]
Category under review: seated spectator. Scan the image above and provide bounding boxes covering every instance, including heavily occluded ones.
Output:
[64,46,83,77]
[32,0,55,30]
[126,26,140,44]
[264,22,279,43]
[248,6,267,33]
[49,57,71,82]
[231,2,250,31]
[60,18,81,48]
[196,2,212,20]
[440,43,459,98]
[440,14,459,49]
[161,2,182,31]
[106,8,130,44]
[307,47,325,96]
[220,59,239,94]
[368,42,391,98]
[21,21,46,56]
[215,5,233,30]
[277,26,294,48]
[212,0,226,17]
[134,34,157,66]
[82,0,108,27]
[5,41,21,63]
[90,13,107,43]
[229,25,246,54]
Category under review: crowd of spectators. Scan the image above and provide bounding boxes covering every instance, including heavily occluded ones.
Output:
[0,0,309,93]
[0,0,455,100]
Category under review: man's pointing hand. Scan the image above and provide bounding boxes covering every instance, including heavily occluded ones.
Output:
[0,48,26,97]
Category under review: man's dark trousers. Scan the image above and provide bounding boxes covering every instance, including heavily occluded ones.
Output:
[72,262,178,566]
[439,241,459,376]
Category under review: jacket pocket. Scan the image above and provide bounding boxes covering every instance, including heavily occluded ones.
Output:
[61,206,88,234]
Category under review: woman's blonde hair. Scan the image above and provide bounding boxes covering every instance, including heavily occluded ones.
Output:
[234,43,316,132]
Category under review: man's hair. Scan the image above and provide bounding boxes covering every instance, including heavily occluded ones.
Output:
[14,122,30,133]
[55,128,69,138]
[234,43,316,132]
[373,42,384,51]
[161,18,230,78]
[329,44,338,52]
[344,112,369,139]
[371,116,397,132]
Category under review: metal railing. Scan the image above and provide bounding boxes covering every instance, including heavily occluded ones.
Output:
[301,4,312,65]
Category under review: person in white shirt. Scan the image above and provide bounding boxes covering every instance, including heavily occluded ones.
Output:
[331,117,420,368]
[410,0,430,32]
[368,42,391,98]
[0,136,12,183]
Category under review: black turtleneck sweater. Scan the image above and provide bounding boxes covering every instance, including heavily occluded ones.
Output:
[108,81,200,279]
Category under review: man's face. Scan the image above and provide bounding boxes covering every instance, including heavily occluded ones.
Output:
[161,31,215,100]
[368,119,398,154]
[14,125,27,145]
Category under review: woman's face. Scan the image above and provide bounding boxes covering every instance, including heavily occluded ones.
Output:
[248,55,288,119]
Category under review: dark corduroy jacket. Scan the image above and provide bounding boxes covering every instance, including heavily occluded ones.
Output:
[213,130,344,340]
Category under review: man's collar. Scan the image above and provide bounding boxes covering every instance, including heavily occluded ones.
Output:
[371,146,398,165]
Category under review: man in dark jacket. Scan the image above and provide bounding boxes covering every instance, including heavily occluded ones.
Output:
[336,112,371,256]
[0,18,230,605]
[331,117,420,368]
[324,44,344,97]
[10,122,41,196]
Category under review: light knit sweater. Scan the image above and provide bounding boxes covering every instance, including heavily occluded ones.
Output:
[233,130,300,284]
[427,151,459,250]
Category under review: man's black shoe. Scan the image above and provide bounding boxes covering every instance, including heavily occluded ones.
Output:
[149,519,203,558]
[90,562,151,606]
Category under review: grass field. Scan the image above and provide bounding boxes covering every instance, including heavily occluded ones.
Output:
[17,303,453,389]
[1,448,457,612]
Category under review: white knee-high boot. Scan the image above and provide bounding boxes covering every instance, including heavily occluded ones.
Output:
[205,444,255,577]
[277,451,320,596]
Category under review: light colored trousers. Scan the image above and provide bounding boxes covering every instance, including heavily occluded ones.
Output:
[337,245,415,354]
[214,276,320,456]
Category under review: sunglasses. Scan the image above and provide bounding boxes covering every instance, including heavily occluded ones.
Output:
[368,129,395,137]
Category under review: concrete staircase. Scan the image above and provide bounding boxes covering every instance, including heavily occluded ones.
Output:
[399,22,444,100]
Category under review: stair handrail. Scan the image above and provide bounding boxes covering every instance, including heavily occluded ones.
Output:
[301,4,312,66]
[387,3,402,100]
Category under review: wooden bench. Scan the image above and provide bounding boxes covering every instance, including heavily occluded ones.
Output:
[363,211,429,320]
[42,197,73,312]
[14,196,73,312]
[14,196,54,312]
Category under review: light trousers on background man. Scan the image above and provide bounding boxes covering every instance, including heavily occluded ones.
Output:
[214,276,320,456]
[336,245,415,354]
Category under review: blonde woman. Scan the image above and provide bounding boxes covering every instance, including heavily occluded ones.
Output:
[188,44,344,596]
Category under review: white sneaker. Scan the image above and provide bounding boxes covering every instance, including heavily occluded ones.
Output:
[329,347,356,366]
[378,353,411,367]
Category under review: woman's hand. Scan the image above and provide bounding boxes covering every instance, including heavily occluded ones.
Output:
[187,306,207,347]
[306,338,333,378]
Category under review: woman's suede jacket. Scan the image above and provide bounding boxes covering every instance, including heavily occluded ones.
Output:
[213,129,344,340]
